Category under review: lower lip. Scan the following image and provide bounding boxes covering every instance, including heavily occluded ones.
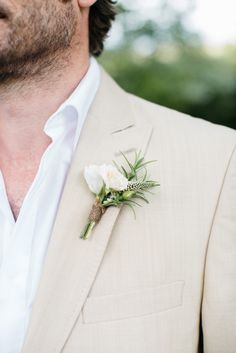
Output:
[0,21,8,32]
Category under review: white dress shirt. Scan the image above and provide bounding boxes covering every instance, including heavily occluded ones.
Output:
[0,57,100,353]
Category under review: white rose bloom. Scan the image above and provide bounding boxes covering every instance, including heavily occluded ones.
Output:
[99,164,128,191]
[84,165,104,195]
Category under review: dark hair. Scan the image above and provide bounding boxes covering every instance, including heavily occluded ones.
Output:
[89,0,117,57]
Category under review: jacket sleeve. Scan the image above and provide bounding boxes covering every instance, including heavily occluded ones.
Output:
[201,144,236,352]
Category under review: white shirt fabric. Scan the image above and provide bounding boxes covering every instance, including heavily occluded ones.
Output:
[0,57,100,353]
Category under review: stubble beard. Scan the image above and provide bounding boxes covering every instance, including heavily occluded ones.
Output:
[0,1,78,88]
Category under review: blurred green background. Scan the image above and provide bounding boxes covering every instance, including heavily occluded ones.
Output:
[99,1,236,129]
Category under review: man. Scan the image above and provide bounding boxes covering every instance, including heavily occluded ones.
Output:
[0,0,235,352]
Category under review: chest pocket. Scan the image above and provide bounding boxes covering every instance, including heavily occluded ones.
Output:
[82,280,185,324]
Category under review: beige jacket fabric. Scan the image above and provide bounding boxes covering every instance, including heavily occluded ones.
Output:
[21,65,236,353]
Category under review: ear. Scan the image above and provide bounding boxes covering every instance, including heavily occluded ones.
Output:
[77,0,97,8]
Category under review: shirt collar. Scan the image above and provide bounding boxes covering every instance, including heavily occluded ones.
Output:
[43,56,101,151]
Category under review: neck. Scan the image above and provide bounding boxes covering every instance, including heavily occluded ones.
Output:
[0,48,90,162]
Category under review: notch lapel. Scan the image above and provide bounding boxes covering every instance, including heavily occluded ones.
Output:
[22,66,154,353]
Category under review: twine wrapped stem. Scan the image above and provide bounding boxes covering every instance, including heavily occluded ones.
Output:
[80,199,106,240]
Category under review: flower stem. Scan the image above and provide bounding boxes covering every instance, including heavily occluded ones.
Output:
[80,221,96,240]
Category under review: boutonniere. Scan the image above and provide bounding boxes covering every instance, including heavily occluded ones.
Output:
[80,150,160,240]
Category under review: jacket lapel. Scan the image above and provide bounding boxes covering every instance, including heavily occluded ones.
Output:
[22,66,154,353]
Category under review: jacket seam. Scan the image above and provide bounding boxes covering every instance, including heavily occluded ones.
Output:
[199,142,236,312]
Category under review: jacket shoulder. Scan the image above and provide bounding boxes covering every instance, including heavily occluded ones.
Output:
[127,92,236,150]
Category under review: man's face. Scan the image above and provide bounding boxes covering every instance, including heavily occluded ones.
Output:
[0,0,78,78]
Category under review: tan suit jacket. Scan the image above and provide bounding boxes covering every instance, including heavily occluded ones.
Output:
[21,65,236,353]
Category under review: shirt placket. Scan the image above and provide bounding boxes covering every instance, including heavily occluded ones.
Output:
[0,141,57,352]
